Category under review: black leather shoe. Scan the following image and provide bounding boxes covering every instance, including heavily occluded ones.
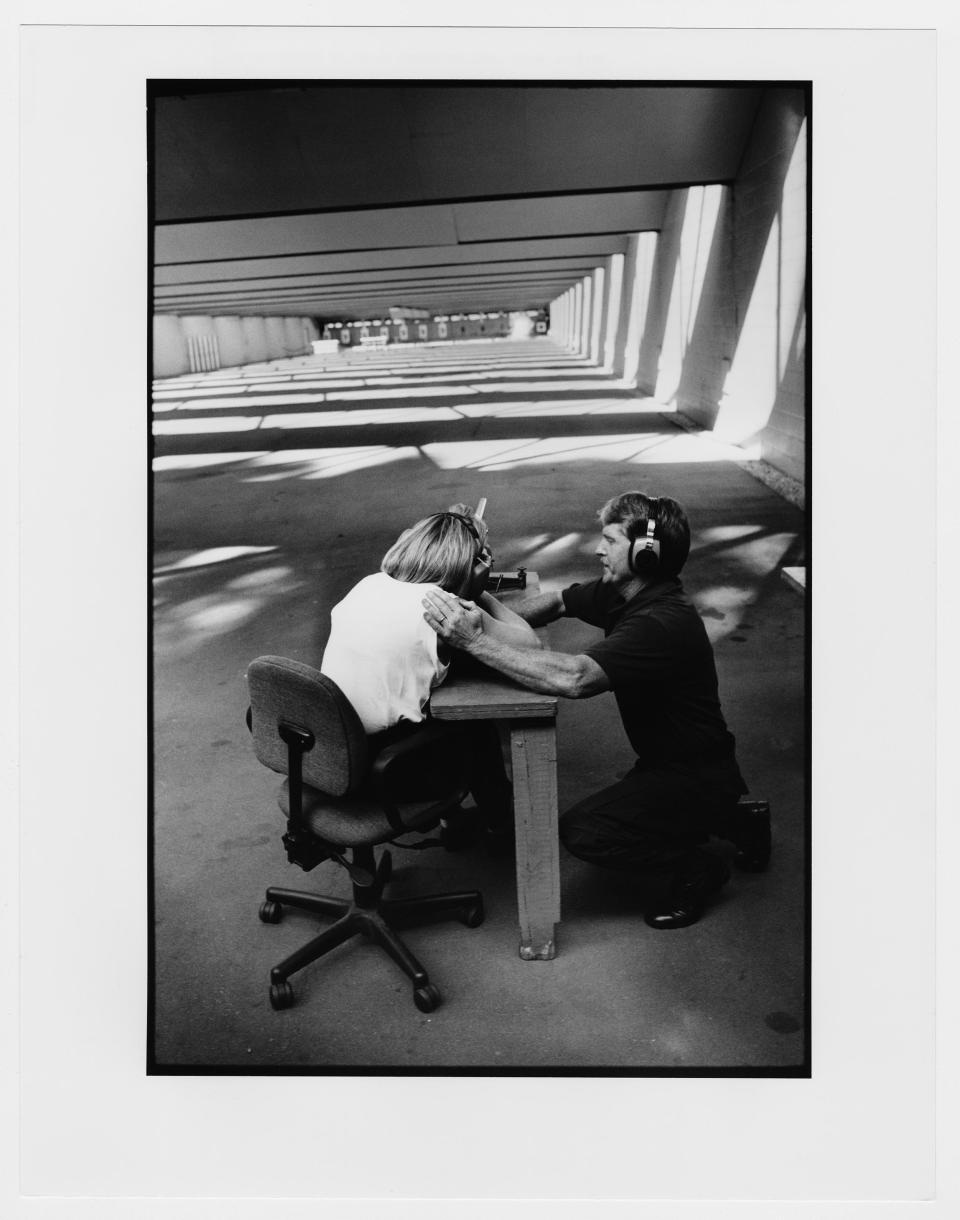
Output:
[643,855,730,930]
[731,801,771,872]
[644,898,706,930]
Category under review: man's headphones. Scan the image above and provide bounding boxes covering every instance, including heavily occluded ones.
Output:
[628,502,661,576]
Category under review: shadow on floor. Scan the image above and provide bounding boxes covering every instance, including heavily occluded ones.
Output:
[151,340,807,1075]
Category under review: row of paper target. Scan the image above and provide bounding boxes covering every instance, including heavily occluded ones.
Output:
[322,315,548,345]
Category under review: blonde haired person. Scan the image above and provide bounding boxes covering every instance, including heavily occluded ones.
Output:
[320,504,539,849]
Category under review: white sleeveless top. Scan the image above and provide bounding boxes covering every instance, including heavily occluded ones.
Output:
[320,572,450,735]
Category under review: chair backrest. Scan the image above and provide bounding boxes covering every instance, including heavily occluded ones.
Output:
[246,656,369,796]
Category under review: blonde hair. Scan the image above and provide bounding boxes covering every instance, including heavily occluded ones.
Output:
[381,504,489,594]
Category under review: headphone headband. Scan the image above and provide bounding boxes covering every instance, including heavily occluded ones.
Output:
[629,500,661,575]
[440,511,491,598]
[441,511,482,546]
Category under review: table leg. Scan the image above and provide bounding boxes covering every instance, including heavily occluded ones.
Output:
[509,718,560,960]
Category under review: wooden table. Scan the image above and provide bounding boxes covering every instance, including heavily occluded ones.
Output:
[429,575,560,961]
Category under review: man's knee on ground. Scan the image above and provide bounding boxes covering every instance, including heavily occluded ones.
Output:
[559,803,600,858]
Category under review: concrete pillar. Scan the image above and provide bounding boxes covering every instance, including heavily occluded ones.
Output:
[549,293,562,342]
[602,253,625,373]
[572,283,583,355]
[552,293,564,343]
[622,232,659,389]
[589,267,604,365]
[611,237,639,379]
[579,275,593,358]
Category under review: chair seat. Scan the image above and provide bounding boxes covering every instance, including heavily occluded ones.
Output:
[278,779,445,846]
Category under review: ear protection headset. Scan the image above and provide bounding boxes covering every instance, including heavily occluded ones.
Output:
[628,499,661,576]
[441,512,493,592]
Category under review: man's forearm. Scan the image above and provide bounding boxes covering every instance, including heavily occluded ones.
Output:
[466,632,603,699]
[513,590,565,627]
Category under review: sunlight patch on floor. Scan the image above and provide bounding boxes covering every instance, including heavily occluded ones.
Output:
[690,585,760,641]
[154,545,278,574]
[241,446,420,482]
[152,452,271,472]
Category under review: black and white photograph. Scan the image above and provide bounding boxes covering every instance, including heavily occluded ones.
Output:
[149,80,809,1073]
[12,13,947,1214]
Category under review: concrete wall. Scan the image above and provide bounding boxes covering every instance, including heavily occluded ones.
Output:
[629,87,808,484]
[152,314,319,378]
[718,87,807,481]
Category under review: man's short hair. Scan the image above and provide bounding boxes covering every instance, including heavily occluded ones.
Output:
[599,491,691,577]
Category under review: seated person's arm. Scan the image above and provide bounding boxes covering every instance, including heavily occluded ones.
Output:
[511,589,565,627]
[476,591,543,650]
[425,589,610,698]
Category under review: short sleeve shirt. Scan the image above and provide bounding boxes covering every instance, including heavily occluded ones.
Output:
[562,576,745,786]
[320,572,450,735]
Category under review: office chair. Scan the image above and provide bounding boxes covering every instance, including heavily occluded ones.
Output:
[246,655,485,1014]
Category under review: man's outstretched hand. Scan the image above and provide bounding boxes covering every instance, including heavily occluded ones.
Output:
[422,589,484,651]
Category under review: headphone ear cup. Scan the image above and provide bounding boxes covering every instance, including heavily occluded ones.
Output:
[630,536,660,575]
[470,553,491,597]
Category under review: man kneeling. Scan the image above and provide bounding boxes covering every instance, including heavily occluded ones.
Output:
[423,491,752,929]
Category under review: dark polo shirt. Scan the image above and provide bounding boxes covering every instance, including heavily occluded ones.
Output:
[562,576,746,790]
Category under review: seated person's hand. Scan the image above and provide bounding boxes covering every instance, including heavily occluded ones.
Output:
[423,589,484,651]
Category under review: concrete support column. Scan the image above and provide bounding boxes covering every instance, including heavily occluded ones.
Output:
[602,253,625,373]
[550,292,566,344]
[622,232,659,389]
[610,236,639,379]
[572,283,583,355]
[589,267,605,365]
[579,275,593,359]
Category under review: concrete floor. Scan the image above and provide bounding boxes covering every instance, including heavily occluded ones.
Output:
[151,338,807,1072]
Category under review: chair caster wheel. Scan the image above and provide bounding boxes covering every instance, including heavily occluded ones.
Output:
[460,900,485,928]
[259,900,283,923]
[414,984,441,1013]
[269,981,294,1010]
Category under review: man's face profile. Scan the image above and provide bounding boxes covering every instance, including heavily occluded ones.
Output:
[596,522,633,586]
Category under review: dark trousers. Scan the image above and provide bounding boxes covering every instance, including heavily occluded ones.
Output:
[559,762,743,904]
[367,720,512,827]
